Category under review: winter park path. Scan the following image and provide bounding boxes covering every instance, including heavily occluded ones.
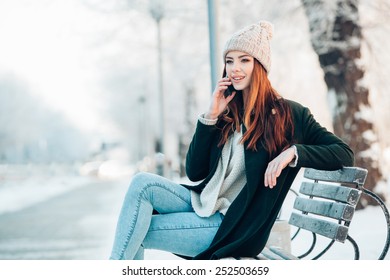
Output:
[0,179,130,260]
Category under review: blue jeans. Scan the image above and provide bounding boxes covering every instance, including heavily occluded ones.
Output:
[109,172,224,260]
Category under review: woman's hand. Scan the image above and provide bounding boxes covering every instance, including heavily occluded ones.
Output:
[264,146,296,188]
[205,77,236,119]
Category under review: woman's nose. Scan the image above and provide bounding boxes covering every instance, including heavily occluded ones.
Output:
[232,62,241,72]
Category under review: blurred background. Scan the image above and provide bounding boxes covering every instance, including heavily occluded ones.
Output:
[0,0,389,259]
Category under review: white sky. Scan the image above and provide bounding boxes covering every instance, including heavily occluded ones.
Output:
[0,0,114,135]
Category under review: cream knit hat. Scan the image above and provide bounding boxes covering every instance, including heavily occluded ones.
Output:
[222,21,274,73]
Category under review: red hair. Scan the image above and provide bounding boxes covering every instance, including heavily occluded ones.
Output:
[218,60,294,159]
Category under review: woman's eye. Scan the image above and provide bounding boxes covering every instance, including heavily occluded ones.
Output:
[226,60,233,64]
[242,58,250,63]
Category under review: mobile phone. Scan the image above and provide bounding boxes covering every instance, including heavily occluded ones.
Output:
[224,76,235,98]
[224,84,235,98]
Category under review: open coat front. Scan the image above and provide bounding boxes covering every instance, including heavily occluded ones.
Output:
[182,100,354,260]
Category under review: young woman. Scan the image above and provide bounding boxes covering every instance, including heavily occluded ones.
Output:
[109,21,354,260]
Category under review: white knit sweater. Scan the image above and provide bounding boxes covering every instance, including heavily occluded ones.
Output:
[191,116,247,217]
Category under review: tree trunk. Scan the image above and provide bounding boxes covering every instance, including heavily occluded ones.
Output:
[301,0,385,207]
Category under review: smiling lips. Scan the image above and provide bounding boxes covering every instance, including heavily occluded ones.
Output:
[231,75,245,83]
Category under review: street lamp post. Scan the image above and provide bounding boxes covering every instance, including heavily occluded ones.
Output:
[150,0,166,176]
[207,0,220,91]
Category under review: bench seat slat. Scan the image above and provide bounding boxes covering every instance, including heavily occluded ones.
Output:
[293,197,355,221]
[257,247,285,260]
[300,182,361,205]
[288,212,349,242]
[268,246,299,260]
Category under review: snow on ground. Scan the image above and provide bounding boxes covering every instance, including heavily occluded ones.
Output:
[0,176,93,214]
[0,164,93,214]
[0,162,135,214]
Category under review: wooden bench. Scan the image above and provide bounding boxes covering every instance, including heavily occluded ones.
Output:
[253,167,390,260]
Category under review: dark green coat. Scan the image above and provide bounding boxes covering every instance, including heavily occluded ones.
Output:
[182,99,354,260]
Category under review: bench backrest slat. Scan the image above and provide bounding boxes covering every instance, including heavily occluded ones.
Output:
[300,182,361,206]
[293,197,355,221]
[289,212,349,242]
[304,168,367,188]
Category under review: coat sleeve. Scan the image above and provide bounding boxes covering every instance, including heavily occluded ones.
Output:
[294,106,354,170]
[185,121,220,182]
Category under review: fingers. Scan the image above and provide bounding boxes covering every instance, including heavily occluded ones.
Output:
[264,161,282,188]
[208,78,236,118]
[215,78,232,97]
[264,148,296,188]
[220,77,231,85]
[218,77,231,88]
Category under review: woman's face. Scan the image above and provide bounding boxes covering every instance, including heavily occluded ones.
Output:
[225,51,254,93]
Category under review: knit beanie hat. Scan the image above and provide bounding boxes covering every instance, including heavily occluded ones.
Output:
[223,21,274,73]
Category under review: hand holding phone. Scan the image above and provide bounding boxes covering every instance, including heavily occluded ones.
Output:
[224,77,235,98]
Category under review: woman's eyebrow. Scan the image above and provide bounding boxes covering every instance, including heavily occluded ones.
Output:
[225,55,251,59]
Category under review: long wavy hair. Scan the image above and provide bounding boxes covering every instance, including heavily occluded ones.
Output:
[218,60,294,159]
